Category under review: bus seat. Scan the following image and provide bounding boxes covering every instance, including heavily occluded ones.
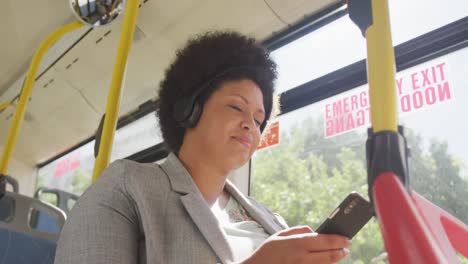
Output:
[4,175,19,193]
[33,187,78,233]
[0,191,66,263]
[34,187,79,215]
[31,209,62,234]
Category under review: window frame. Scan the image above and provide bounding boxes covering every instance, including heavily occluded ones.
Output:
[37,8,468,196]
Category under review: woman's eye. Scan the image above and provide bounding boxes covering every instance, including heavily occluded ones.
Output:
[229,105,243,112]
[255,120,262,126]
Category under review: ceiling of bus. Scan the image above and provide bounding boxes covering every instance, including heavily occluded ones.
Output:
[0,0,340,167]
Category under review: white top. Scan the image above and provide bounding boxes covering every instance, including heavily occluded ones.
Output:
[211,195,270,262]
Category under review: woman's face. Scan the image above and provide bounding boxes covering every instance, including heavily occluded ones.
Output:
[183,79,265,170]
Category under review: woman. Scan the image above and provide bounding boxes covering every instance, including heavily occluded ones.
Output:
[55,31,351,264]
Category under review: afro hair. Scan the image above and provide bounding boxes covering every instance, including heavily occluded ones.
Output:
[156,31,278,153]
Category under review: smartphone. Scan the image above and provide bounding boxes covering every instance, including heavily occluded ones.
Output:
[315,192,374,239]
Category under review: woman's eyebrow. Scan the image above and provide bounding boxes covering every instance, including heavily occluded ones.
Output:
[228,94,265,115]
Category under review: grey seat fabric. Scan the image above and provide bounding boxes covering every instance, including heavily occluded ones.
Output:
[0,228,57,264]
[32,211,61,234]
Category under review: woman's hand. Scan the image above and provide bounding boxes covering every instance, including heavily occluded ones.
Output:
[242,226,351,264]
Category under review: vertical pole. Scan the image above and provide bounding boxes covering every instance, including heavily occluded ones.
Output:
[365,0,398,133]
[92,0,140,182]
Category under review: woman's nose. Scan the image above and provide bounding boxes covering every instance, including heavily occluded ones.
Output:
[241,114,257,130]
[241,120,251,130]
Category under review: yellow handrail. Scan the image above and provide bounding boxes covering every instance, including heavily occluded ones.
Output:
[0,101,12,112]
[0,21,84,175]
[92,0,140,182]
[366,0,398,133]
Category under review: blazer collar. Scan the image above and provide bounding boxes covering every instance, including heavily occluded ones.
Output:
[160,152,199,195]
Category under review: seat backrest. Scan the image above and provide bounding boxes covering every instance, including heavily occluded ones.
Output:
[0,191,66,263]
[0,191,66,240]
[4,175,19,193]
[34,187,79,215]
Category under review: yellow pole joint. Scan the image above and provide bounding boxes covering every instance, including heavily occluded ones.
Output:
[0,101,12,112]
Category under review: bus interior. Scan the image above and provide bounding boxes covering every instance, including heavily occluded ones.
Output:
[1,0,468,263]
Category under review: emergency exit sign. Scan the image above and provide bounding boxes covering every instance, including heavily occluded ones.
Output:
[257,121,279,150]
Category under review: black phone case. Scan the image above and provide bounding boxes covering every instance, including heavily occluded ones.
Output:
[316,192,374,238]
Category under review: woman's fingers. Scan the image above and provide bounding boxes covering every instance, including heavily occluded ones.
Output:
[277,225,314,237]
[304,248,350,263]
[284,233,351,252]
[244,230,351,264]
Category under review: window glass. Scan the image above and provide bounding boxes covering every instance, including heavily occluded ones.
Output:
[252,47,468,262]
[272,0,468,93]
[37,192,58,206]
[36,113,161,196]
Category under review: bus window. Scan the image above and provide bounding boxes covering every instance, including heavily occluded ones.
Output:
[36,112,162,196]
[251,20,468,264]
[272,0,468,94]
[37,192,58,206]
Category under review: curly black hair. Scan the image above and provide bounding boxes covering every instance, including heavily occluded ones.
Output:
[156,31,278,153]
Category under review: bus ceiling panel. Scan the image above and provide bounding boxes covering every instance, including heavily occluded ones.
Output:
[47,19,126,91]
[119,86,158,118]
[79,78,115,114]
[0,73,24,104]
[40,94,102,141]
[264,0,340,26]
[0,23,89,107]
[119,38,170,107]
[0,107,16,140]
[78,68,159,119]
[3,0,73,43]
[143,0,284,47]
[50,17,144,113]
[136,0,205,37]
[4,119,49,167]
[0,13,27,99]
[51,35,165,118]
[51,43,110,97]
[27,69,81,123]
[79,19,126,70]
[57,26,167,117]
[14,92,102,166]
[0,0,82,98]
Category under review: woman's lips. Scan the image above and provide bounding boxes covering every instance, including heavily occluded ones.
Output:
[233,136,251,149]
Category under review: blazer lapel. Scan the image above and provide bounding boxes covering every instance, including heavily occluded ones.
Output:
[180,194,234,264]
[160,153,234,263]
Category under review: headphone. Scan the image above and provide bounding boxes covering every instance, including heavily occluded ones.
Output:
[173,66,261,128]
[173,91,203,128]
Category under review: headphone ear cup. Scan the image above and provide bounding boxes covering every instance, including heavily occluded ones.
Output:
[173,97,193,127]
[186,100,202,128]
[173,97,202,128]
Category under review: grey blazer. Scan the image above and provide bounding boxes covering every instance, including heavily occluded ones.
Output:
[54,153,288,264]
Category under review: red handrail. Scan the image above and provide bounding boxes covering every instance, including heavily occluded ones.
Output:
[373,172,468,263]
